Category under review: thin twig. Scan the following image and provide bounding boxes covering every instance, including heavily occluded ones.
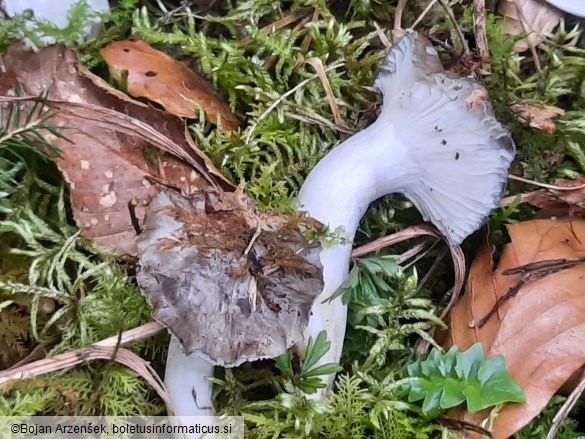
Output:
[410,245,448,297]
[299,9,319,51]
[437,0,470,55]
[306,57,348,129]
[440,244,465,319]
[410,0,439,30]
[512,0,544,86]
[500,191,541,207]
[508,174,585,191]
[352,240,429,266]
[245,62,345,144]
[403,237,440,271]
[478,257,585,327]
[396,241,430,265]
[284,112,355,135]
[394,0,408,32]
[439,416,493,438]
[351,224,441,257]
[94,321,165,347]
[0,342,173,414]
[373,21,391,49]
[240,7,313,46]
[546,369,585,439]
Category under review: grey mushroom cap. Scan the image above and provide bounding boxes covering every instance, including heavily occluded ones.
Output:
[136,189,324,367]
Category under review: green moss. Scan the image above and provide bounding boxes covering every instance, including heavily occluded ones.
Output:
[515,396,583,439]
[2,0,585,437]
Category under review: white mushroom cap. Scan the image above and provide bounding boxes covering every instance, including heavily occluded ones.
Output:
[3,0,109,45]
[545,0,585,17]
[375,32,515,245]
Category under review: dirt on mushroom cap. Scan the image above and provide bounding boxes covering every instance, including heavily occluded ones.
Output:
[136,187,325,366]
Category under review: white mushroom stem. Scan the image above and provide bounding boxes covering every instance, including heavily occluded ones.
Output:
[295,31,514,393]
[295,117,418,367]
[3,0,110,45]
[164,31,515,415]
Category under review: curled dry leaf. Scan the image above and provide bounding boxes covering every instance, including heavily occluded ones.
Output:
[136,187,324,366]
[100,39,240,130]
[499,0,561,52]
[511,101,565,133]
[445,218,585,438]
[0,42,233,255]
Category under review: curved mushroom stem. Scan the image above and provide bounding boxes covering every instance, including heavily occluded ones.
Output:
[165,336,215,416]
[294,260,351,396]
[294,118,416,391]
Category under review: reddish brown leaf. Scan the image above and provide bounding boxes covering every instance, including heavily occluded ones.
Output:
[0,42,233,255]
[525,175,585,217]
[511,101,565,133]
[445,218,585,438]
[99,38,240,130]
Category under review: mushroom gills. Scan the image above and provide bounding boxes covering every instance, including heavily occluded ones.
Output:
[374,32,514,245]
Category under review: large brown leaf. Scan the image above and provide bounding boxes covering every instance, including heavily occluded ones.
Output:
[445,218,585,438]
[0,42,233,255]
[100,39,240,130]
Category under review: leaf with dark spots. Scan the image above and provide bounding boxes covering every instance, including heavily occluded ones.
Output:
[0,42,233,255]
[100,38,240,130]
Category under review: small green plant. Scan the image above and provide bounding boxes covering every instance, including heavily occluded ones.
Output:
[402,343,525,417]
[336,254,444,368]
[334,255,400,304]
[275,331,343,394]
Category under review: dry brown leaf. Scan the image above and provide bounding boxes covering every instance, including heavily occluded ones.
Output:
[136,187,324,366]
[499,0,561,52]
[0,42,233,255]
[525,175,585,217]
[445,218,585,438]
[305,57,348,129]
[100,38,240,130]
[511,101,565,133]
